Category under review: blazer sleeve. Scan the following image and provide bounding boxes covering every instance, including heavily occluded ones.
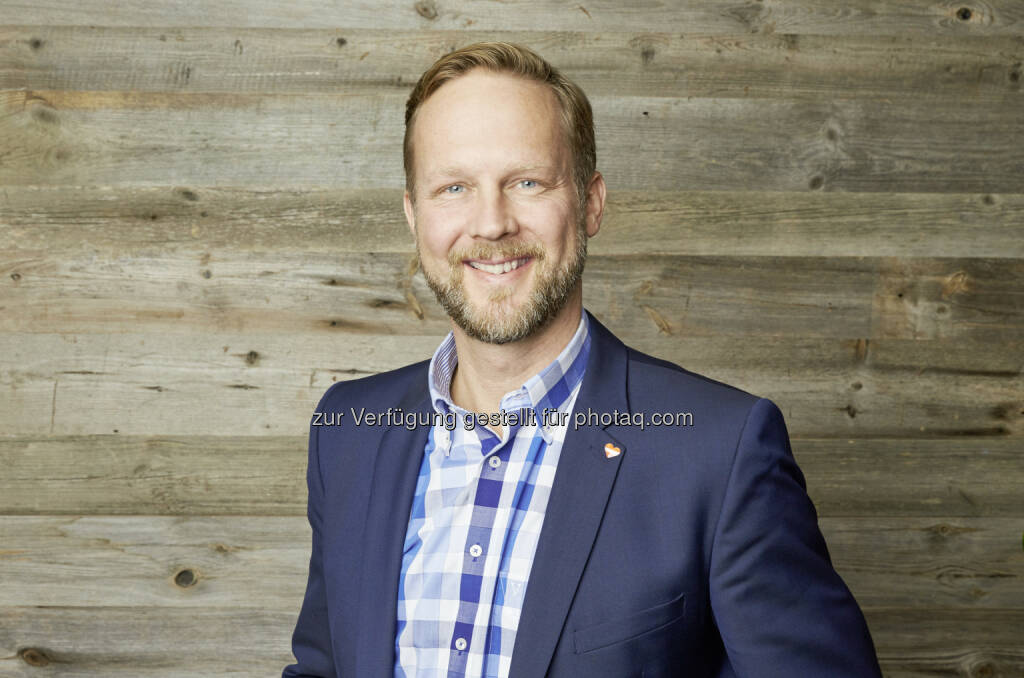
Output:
[282,409,337,677]
[708,398,883,677]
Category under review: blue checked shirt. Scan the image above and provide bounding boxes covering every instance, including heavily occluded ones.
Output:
[394,310,592,678]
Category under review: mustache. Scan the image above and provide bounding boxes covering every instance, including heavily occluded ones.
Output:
[446,241,546,266]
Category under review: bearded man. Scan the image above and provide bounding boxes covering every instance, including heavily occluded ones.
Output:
[284,42,883,678]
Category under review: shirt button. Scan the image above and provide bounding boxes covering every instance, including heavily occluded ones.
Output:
[455,637,467,651]
[488,456,501,469]
[469,543,483,557]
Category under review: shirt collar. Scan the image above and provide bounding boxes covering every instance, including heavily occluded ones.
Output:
[427,309,591,442]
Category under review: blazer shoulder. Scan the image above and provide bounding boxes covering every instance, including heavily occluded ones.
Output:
[313,358,431,413]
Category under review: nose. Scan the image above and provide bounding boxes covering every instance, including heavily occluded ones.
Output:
[468,185,518,241]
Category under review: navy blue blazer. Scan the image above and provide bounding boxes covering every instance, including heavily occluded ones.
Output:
[284,311,883,678]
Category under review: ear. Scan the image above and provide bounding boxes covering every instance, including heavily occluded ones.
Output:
[403,190,416,237]
[583,171,606,238]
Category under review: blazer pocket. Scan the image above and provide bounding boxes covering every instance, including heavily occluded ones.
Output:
[572,591,686,654]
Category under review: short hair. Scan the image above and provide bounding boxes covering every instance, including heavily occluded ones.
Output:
[403,41,596,208]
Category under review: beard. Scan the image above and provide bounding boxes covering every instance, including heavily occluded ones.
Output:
[417,213,588,345]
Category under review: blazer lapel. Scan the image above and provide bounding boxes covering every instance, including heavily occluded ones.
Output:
[509,312,631,678]
[355,372,433,678]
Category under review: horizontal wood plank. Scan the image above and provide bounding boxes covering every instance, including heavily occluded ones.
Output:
[2,89,1022,192]
[2,0,1022,34]
[4,186,1023,259]
[2,28,1021,103]
[4,252,1022,342]
[1,332,1020,437]
[864,608,1024,677]
[0,606,1022,676]
[1,2,1020,674]
[0,436,1020,517]
[0,515,1020,608]
[0,606,294,676]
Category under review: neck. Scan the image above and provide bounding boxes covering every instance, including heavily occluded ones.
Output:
[449,290,583,420]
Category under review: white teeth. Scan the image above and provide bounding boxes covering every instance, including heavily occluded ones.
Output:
[469,258,527,274]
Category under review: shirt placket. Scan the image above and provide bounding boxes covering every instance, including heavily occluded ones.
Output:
[447,406,526,678]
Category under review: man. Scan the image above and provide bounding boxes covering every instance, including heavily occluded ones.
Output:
[284,42,882,678]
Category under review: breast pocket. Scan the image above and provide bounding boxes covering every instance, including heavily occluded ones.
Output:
[572,590,687,655]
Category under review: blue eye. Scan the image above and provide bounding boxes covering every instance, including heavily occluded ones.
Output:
[444,184,464,194]
[519,180,537,189]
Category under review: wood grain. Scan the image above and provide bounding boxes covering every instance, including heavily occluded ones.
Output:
[0,515,1019,608]
[1,436,1021,517]
[2,0,1023,34]
[0,605,1021,676]
[4,186,1023,258]
[1,28,1020,103]
[1,331,1021,437]
[0,606,294,676]
[1,2,1021,673]
[2,89,1022,192]
[4,250,1022,342]
[864,608,1024,677]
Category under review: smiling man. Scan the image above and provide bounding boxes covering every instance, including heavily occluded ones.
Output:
[283,43,883,678]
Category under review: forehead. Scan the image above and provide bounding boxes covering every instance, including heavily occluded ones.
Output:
[411,70,568,176]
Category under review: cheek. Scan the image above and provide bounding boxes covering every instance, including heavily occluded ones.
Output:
[527,204,578,249]
[416,214,463,258]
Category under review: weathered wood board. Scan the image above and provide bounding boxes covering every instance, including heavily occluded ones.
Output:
[1,2,1022,676]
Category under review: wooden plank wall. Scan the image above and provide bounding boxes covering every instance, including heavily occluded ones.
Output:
[1,1,1022,675]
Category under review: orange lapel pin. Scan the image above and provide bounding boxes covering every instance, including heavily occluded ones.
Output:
[604,443,621,459]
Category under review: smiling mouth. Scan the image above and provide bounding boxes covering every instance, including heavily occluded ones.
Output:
[465,256,532,275]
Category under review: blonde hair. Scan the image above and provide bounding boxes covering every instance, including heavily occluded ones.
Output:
[403,42,596,207]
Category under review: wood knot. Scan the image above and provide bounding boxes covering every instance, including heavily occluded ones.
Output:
[10,272,21,281]
[941,270,969,299]
[245,350,260,365]
[174,568,197,587]
[990,402,1021,421]
[31,105,59,125]
[854,338,869,362]
[956,7,972,20]
[201,269,212,279]
[414,0,438,20]
[19,647,50,666]
[336,37,347,47]
[973,662,994,678]
[809,175,824,190]
[179,188,199,201]
[29,37,43,50]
